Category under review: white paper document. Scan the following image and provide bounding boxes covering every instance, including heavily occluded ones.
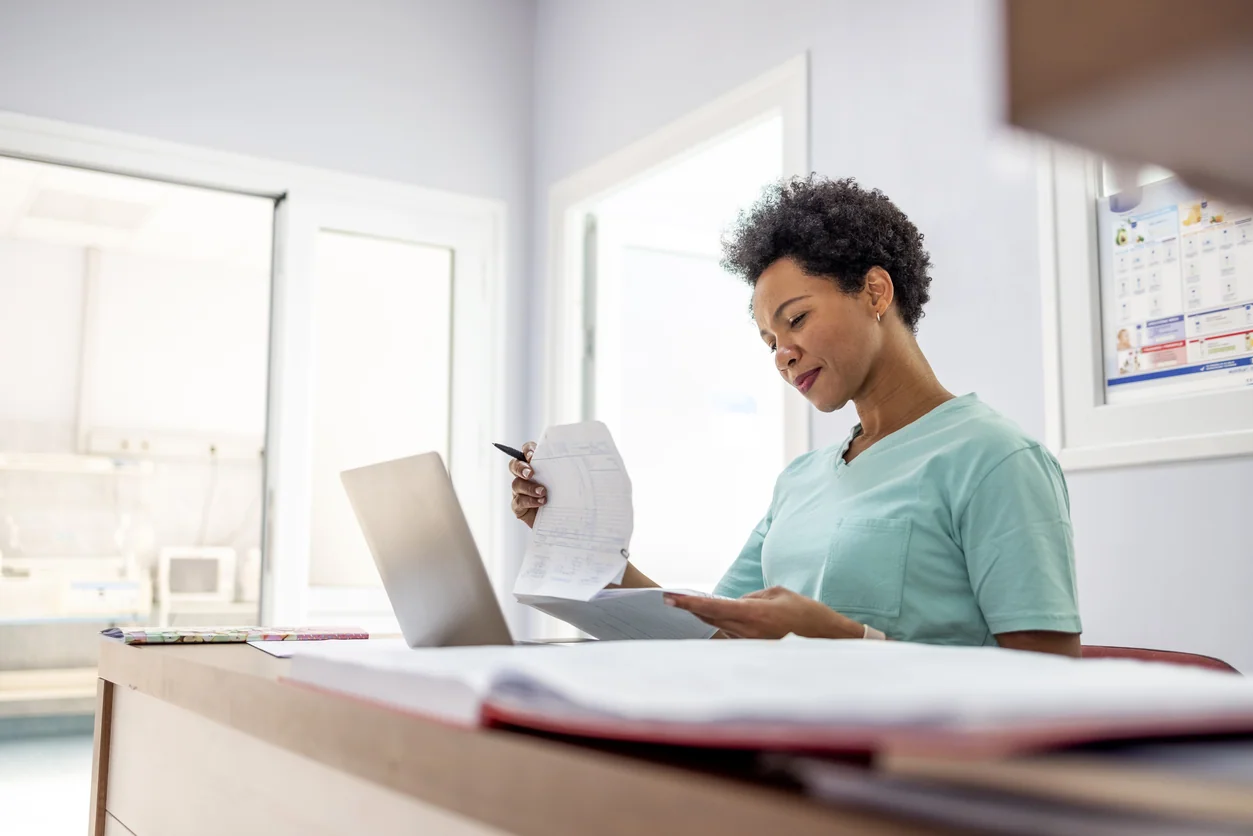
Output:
[247,637,410,659]
[512,421,633,601]
[518,588,718,640]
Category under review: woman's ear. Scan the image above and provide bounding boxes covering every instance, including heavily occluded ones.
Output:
[864,266,895,317]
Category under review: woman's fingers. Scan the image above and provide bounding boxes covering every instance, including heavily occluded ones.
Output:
[685,611,754,637]
[510,477,546,501]
[512,493,545,510]
[509,442,541,525]
[665,595,763,638]
[508,457,534,480]
[664,594,745,620]
[511,501,537,528]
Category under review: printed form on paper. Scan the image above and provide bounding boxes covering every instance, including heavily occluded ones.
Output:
[512,421,633,601]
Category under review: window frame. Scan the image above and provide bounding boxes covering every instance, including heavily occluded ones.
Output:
[1038,141,1253,470]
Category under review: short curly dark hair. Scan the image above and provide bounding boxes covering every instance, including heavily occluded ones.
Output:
[721,175,933,332]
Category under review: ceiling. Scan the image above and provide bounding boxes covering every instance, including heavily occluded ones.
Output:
[0,155,274,270]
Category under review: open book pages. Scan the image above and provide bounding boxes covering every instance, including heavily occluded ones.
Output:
[286,638,1253,751]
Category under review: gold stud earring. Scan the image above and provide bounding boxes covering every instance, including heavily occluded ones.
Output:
[876,312,881,323]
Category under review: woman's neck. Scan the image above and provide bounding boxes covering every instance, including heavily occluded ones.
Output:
[853,333,953,443]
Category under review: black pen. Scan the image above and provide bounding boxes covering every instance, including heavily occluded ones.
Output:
[492,442,530,463]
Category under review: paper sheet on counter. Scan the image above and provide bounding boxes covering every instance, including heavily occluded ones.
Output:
[516,588,718,640]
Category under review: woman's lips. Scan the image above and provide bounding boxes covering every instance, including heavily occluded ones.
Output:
[795,368,820,394]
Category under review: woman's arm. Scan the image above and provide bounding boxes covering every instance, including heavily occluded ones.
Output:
[996,630,1081,657]
[667,591,1085,654]
[605,561,660,589]
[959,447,1084,651]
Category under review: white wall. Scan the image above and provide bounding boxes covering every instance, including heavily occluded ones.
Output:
[0,0,533,206]
[531,0,1253,670]
[0,0,538,626]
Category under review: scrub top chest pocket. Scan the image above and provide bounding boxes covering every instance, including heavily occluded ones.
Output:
[820,517,912,618]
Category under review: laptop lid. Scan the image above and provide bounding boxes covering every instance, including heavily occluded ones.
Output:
[339,452,513,647]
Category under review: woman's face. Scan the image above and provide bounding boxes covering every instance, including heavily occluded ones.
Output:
[752,257,885,413]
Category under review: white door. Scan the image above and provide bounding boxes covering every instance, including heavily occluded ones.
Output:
[264,198,502,630]
[308,231,453,589]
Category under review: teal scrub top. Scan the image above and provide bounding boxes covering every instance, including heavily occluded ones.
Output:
[714,394,1082,645]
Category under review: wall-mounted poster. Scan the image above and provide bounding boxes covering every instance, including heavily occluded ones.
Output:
[1097,179,1253,405]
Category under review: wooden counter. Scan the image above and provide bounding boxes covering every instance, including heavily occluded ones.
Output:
[89,639,939,836]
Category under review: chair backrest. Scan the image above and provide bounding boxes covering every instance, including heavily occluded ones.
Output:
[1081,645,1240,674]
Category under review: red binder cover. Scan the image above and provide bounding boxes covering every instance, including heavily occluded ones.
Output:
[480,695,1253,760]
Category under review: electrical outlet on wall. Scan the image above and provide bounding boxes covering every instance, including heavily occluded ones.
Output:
[85,428,263,461]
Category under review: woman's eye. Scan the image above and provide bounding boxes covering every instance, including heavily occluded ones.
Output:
[789,313,807,328]
[767,343,777,354]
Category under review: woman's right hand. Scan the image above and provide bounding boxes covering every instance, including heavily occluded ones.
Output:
[508,441,546,528]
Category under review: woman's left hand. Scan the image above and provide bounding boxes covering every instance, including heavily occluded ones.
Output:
[664,586,866,640]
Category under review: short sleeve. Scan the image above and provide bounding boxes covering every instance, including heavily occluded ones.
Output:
[959,446,1082,635]
[713,512,770,599]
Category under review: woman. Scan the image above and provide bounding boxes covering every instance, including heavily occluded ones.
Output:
[510,176,1082,656]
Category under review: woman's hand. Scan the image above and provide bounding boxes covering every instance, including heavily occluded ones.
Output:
[508,442,546,528]
[664,586,866,640]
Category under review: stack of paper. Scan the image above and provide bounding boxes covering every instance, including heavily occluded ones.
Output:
[512,421,716,640]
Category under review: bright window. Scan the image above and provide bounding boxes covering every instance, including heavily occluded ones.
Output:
[588,117,788,591]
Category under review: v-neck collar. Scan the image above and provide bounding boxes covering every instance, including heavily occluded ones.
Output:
[835,393,976,469]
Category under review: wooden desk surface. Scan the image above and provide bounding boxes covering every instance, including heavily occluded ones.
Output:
[92,639,941,836]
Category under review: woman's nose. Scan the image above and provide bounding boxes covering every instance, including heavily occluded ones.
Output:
[775,342,799,371]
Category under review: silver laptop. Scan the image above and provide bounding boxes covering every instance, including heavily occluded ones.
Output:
[340,452,515,647]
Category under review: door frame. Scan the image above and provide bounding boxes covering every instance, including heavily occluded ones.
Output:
[0,112,507,625]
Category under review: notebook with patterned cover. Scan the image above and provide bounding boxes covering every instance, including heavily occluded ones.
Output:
[102,626,369,645]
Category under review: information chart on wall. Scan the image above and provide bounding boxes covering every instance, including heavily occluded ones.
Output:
[1097,178,1253,405]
